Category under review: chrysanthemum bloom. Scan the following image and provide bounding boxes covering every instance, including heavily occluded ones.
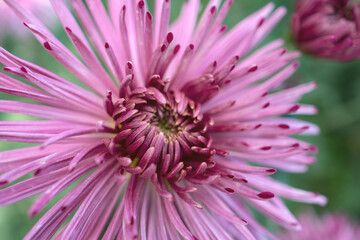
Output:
[0,0,54,40]
[0,0,326,239]
[292,0,360,61]
[279,211,360,240]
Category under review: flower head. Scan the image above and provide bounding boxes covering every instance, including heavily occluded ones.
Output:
[0,0,326,239]
[279,211,360,240]
[292,0,360,61]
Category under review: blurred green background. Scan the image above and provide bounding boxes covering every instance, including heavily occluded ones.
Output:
[0,0,360,239]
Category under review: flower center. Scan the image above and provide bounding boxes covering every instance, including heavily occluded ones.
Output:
[105,85,220,179]
[151,105,180,135]
[329,1,357,21]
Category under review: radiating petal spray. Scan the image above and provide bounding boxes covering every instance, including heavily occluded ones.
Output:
[0,0,326,239]
[292,0,360,61]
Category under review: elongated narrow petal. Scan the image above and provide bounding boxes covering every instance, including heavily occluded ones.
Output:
[279,211,360,240]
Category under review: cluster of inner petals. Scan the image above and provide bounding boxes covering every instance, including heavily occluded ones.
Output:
[103,79,226,182]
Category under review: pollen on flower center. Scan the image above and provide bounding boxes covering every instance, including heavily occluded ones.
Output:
[150,104,182,136]
[104,82,221,179]
[329,3,355,21]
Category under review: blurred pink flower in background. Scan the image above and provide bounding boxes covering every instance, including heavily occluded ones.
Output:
[292,0,360,61]
[0,0,326,239]
[279,211,360,240]
[0,0,55,40]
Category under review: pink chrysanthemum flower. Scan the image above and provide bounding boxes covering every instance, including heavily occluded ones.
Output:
[0,0,54,40]
[279,211,360,240]
[0,0,326,239]
[292,0,360,61]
